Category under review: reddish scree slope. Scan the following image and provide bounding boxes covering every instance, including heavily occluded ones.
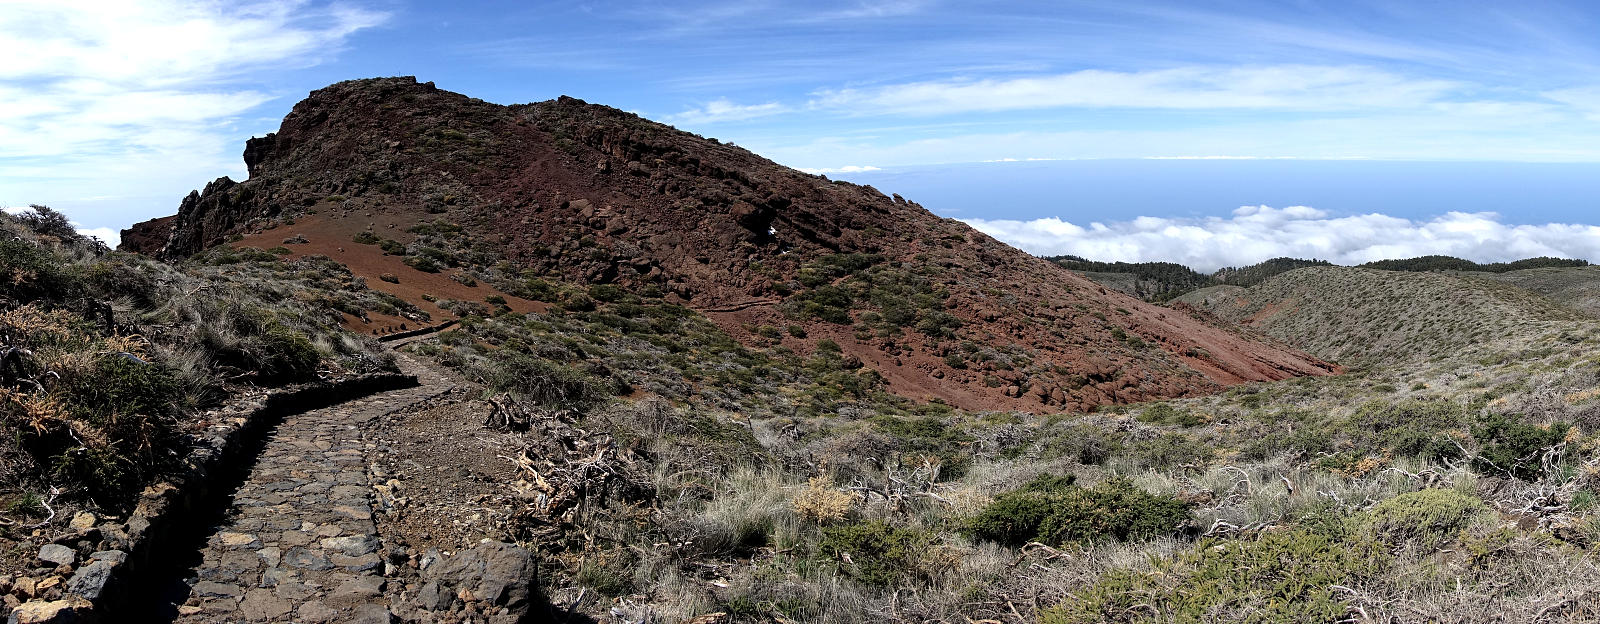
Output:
[122,77,1337,412]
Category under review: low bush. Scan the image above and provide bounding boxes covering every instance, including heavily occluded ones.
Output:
[255,325,322,381]
[1039,423,1122,465]
[482,351,608,407]
[403,255,441,272]
[1128,432,1213,471]
[1363,488,1488,552]
[1471,414,1568,480]
[1138,403,1204,427]
[964,475,1192,547]
[0,236,74,302]
[1043,530,1389,624]
[818,520,928,587]
[869,415,973,479]
[793,476,856,524]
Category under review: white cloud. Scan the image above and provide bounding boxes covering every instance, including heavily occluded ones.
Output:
[797,165,881,174]
[1544,86,1600,121]
[965,206,1600,273]
[0,1,386,233]
[665,98,787,125]
[810,65,1464,116]
[76,227,120,248]
[755,106,1600,169]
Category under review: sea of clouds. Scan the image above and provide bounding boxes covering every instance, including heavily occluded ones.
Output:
[965,205,1600,273]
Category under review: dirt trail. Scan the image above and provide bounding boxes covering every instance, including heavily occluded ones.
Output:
[150,353,456,622]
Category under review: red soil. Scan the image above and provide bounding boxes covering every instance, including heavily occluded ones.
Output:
[233,211,542,336]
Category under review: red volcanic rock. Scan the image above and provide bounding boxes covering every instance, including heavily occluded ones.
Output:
[117,214,175,256]
[121,77,1338,412]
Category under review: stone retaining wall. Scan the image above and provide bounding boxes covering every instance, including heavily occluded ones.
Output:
[5,372,417,624]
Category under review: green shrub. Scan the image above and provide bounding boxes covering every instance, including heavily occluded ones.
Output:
[517,278,558,301]
[49,355,182,497]
[559,291,596,312]
[870,415,973,478]
[1129,432,1213,471]
[0,237,73,302]
[403,255,441,273]
[965,476,1192,547]
[818,520,928,586]
[1040,424,1122,465]
[589,283,626,303]
[1349,399,1469,461]
[1362,488,1487,552]
[68,356,179,421]
[351,230,380,245]
[1471,414,1567,480]
[915,310,962,337]
[483,352,607,406]
[256,325,321,381]
[815,253,884,275]
[795,285,854,324]
[576,557,634,597]
[484,294,506,305]
[5,492,44,516]
[1043,530,1388,624]
[1137,403,1203,426]
[378,239,406,255]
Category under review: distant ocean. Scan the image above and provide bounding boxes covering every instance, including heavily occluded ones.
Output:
[827,159,1600,225]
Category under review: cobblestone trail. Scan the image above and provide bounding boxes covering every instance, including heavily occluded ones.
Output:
[163,354,454,623]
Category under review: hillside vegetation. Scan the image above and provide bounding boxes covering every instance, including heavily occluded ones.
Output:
[1174,265,1589,365]
[14,77,1600,623]
[1058,254,1590,305]
[1046,256,1214,302]
[1474,265,1600,318]
[0,207,395,543]
[1360,255,1588,273]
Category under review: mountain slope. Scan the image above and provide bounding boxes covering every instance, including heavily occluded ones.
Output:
[1175,265,1589,365]
[1471,265,1600,318]
[122,76,1335,412]
[1047,256,1215,302]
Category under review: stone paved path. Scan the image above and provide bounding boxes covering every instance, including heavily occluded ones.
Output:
[169,353,454,623]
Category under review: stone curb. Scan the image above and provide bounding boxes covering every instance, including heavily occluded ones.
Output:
[377,320,458,344]
[6,372,418,624]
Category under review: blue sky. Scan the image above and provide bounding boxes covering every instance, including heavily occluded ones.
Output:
[7,0,1600,268]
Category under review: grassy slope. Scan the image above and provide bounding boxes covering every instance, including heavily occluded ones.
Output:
[1471,265,1600,318]
[1174,265,1590,366]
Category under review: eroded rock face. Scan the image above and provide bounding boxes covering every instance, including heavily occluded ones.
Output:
[115,215,174,256]
[119,76,1338,412]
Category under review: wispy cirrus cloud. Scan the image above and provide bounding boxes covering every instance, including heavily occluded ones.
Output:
[0,1,386,230]
[809,65,1465,115]
[665,99,788,125]
[966,206,1600,273]
[797,165,881,174]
